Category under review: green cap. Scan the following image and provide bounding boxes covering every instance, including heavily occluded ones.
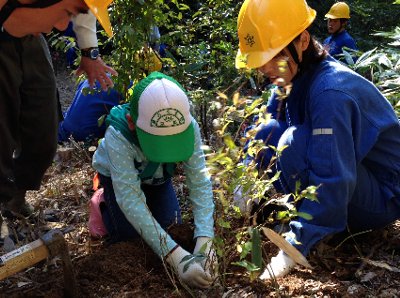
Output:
[130,72,195,162]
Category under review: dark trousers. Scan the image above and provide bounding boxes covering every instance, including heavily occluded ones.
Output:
[99,174,182,243]
[0,35,58,202]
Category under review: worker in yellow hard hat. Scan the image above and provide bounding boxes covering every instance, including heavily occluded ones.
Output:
[136,46,163,74]
[323,2,357,61]
[235,0,400,282]
[0,0,116,221]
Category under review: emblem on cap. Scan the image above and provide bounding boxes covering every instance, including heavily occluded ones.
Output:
[150,108,185,128]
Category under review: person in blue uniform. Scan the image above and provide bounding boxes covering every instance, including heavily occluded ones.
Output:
[323,2,357,62]
[236,0,400,280]
[58,79,122,142]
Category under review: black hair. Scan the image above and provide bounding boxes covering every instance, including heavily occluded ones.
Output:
[295,33,327,75]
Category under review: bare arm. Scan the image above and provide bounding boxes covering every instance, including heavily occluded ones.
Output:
[73,11,117,90]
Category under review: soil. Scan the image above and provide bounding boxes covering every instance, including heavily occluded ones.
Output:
[1,57,400,298]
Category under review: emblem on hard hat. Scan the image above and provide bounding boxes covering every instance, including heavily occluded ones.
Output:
[244,34,255,47]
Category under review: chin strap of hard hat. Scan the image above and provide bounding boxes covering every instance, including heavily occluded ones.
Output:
[0,0,20,32]
[286,42,300,65]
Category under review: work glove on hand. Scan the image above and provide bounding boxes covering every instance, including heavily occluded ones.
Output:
[259,250,295,280]
[166,246,213,289]
[233,185,253,216]
[193,237,217,275]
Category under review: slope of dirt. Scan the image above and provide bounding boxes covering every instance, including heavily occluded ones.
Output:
[1,59,399,298]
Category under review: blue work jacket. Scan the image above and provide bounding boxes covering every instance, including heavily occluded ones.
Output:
[323,30,357,58]
[267,56,400,255]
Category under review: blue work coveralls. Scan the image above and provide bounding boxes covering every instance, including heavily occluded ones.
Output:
[323,30,357,58]
[58,80,122,142]
[253,56,400,256]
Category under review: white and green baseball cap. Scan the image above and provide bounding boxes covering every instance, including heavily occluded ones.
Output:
[130,72,195,163]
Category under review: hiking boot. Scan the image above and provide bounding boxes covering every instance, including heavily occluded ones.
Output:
[4,190,34,217]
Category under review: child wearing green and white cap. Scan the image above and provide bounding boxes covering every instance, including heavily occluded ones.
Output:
[92,72,216,288]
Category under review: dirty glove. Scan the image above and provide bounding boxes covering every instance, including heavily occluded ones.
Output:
[166,246,213,288]
[259,250,295,280]
[193,237,217,274]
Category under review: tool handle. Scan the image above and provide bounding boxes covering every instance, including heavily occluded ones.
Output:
[0,239,49,280]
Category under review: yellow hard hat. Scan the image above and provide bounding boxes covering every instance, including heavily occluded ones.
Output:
[236,0,316,69]
[136,47,163,73]
[84,0,114,37]
[143,47,163,73]
[325,2,350,19]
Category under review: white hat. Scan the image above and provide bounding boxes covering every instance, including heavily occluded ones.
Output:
[130,72,195,162]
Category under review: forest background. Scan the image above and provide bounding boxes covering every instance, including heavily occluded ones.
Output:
[1,0,400,297]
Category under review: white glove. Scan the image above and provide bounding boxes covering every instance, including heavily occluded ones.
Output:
[233,185,253,215]
[193,237,217,274]
[259,250,295,280]
[166,246,213,288]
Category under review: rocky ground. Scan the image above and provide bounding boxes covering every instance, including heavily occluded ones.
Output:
[0,57,399,298]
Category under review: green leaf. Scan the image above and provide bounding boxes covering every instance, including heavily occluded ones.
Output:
[183,62,207,72]
[232,260,260,272]
[217,217,231,228]
[342,50,355,66]
[164,49,180,67]
[180,254,195,263]
[378,54,393,68]
[251,228,262,270]
[276,210,290,220]
[180,254,206,273]
[238,241,252,260]
[97,114,107,128]
[295,211,313,221]
[223,134,237,150]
